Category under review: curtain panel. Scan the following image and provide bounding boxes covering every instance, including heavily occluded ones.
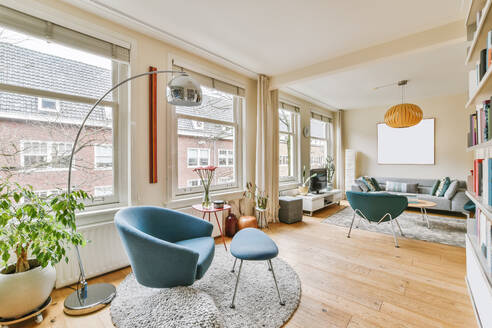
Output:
[255,75,279,224]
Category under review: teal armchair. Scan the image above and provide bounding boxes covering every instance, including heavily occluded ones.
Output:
[345,191,408,247]
[115,206,215,288]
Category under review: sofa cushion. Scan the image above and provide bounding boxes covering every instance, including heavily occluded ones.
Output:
[386,181,418,193]
[176,236,215,279]
[361,176,377,191]
[436,177,451,197]
[417,194,451,211]
[431,180,440,195]
[355,179,369,192]
[444,180,459,199]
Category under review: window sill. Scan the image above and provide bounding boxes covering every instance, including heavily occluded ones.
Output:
[165,189,245,210]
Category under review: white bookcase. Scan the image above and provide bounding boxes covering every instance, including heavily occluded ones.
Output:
[465,1,492,326]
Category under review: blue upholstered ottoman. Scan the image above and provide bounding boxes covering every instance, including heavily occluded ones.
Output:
[229,228,285,308]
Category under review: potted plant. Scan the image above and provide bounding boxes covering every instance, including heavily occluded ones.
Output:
[299,166,316,195]
[325,156,336,191]
[0,181,89,319]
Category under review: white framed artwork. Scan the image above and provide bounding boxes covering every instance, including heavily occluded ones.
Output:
[377,118,435,165]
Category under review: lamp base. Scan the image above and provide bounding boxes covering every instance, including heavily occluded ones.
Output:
[63,283,116,316]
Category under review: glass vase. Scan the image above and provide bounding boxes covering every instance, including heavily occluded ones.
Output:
[202,189,212,209]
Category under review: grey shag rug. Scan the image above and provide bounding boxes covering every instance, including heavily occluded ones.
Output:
[322,207,466,247]
[111,247,301,328]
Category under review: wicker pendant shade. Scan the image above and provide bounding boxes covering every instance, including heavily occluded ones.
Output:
[383,80,423,128]
[384,103,423,128]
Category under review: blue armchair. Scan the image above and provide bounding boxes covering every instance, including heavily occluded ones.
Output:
[345,191,408,248]
[115,206,215,288]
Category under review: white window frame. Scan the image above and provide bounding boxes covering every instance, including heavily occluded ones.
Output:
[309,116,333,169]
[192,120,204,130]
[20,140,73,171]
[94,144,113,170]
[218,149,234,167]
[187,148,210,168]
[168,83,244,200]
[37,97,60,112]
[278,107,300,184]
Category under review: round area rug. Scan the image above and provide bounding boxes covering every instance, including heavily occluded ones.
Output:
[111,247,301,328]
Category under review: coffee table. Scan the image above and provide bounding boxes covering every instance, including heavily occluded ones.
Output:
[407,199,436,229]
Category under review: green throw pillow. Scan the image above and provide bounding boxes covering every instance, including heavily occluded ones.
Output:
[361,176,377,191]
[371,178,382,191]
[431,180,439,195]
[436,177,451,197]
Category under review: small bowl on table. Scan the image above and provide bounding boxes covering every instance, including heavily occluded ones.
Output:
[213,200,225,209]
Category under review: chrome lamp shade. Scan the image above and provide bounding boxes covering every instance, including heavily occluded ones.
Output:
[167,73,202,107]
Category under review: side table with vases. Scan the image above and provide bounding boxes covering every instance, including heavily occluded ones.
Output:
[192,204,230,250]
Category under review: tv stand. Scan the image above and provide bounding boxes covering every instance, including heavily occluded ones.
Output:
[298,189,342,216]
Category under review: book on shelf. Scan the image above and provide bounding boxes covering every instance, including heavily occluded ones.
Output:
[488,30,492,70]
[468,100,492,146]
[480,48,488,81]
[474,159,484,195]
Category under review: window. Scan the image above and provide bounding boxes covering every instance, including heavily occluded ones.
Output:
[21,140,72,170]
[187,148,210,167]
[38,98,60,112]
[187,179,202,187]
[173,77,243,196]
[94,185,113,197]
[278,107,299,182]
[310,116,332,169]
[0,21,129,207]
[218,149,234,167]
[94,144,113,169]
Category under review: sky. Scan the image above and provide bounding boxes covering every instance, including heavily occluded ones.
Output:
[0,27,111,69]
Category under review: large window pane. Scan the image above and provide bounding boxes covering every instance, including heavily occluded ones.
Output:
[311,119,326,139]
[279,109,293,133]
[0,25,118,205]
[177,118,235,190]
[279,133,294,179]
[310,138,327,169]
[176,86,234,122]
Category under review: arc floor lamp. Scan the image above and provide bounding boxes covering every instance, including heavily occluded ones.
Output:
[63,70,202,315]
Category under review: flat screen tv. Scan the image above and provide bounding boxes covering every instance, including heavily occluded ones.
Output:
[309,168,327,194]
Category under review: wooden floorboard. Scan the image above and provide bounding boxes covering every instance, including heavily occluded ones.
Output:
[13,204,475,328]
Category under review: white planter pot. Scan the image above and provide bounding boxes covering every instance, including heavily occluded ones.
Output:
[0,261,56,319]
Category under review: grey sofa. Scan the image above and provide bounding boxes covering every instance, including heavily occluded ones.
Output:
[351,177,469,213]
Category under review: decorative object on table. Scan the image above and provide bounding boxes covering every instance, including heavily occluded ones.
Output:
[346,191,407,248]
[255,206,269,229]
[148,66,158,183]
[278,196,303,224]
[225,211,238,237]
[323,206,466,247]
[110,246,300,328]
[238,216,258,230]
[299,166,316,195]
[62,67,202,314]
[382,80,423,128]
[115,206,214,288]
[0,181,89,319]
[325,155,335,191]
[192,203,230,251]
[193,166,217,209]
[213,200,225,209]
[229,228,285,308]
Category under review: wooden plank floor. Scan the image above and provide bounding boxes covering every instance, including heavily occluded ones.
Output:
[14,204,475,328]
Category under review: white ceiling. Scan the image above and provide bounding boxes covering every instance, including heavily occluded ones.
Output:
[68,0,466,75]
[288,41,467,110]
[66,0,469,109]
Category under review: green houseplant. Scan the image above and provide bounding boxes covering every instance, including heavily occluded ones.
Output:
[0,181,89,319]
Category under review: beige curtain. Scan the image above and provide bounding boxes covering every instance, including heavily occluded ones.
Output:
[256,75,279,225]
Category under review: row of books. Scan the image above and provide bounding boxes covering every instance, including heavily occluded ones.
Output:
[468,29,492,97]
[468,100,491,146]
[472,158,492,206]
[470,207,492,274]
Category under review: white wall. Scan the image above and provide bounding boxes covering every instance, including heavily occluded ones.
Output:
[342,93,472,181]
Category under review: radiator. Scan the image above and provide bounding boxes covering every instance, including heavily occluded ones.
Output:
[54,221,129,288]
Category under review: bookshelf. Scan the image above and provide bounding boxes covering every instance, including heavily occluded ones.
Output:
[466,1,492,327]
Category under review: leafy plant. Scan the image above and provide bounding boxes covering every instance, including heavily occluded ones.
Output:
[244,182,269,210]
[301,166,316,187]
[0,181,90,274]
[325,156,335,183]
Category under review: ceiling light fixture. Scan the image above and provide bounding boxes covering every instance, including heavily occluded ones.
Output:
[384,80,423,128]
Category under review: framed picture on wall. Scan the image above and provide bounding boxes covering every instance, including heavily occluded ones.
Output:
[377,118,435,165]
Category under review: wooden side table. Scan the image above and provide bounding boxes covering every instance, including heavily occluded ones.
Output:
[192,204,230,251]
[256,207,268,229]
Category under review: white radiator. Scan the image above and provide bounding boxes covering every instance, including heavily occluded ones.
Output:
[54,221,129,288]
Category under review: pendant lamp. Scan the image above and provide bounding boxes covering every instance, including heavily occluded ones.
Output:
[384,80,422,128]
